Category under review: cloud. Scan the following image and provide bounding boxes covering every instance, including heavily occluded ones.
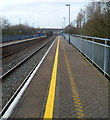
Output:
[0,0,89,28]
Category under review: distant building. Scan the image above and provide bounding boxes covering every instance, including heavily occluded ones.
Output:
[41,28,63,36]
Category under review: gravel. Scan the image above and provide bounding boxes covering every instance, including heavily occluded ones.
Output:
[2,36,55,108]
[2,37,53,75]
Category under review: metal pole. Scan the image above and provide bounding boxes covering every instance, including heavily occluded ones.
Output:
[63,17,66,36]
[104,40,107,76]
[92,38,94,64]
[19,19,21,25]
[63,17,66,28]
[19,19,21,40]
[66,4,71,44]
[69,5,70,44]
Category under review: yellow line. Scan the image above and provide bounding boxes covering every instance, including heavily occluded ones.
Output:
[43,36,60,119]
[62,39,85,118]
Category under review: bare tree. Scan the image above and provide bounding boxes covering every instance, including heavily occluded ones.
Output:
[74,1,110,38]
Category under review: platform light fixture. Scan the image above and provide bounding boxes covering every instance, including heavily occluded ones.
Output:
[66,4,70,44]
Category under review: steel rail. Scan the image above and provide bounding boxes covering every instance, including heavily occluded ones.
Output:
[0,36,47,59]
[0,37,56,119]
[0,37,53,80]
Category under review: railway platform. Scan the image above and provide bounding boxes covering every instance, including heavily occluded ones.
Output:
[3,36,108,119]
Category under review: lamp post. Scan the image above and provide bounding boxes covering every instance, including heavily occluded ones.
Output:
[63,17,66,34]
[32,23,34,37]
[61,21,64,36]
[61,22,64,29]
[66,4,70,44]
[63,17,66,28]
[19,19,21,39]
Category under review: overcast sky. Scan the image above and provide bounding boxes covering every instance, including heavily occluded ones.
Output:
[0,0,91,28]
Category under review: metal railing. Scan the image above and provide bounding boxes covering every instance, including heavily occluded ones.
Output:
[64,34,110,78]
[1,34,45,43]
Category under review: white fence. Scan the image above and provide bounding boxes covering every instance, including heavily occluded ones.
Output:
[64,34,110,78]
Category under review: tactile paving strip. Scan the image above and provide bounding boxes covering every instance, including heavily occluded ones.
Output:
[54,41,78,118]
[54,37,108,119]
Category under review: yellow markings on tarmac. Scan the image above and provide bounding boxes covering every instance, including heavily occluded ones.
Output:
[43,36,60,119]
[74,97,80,102]
[74,101,82,105]
[62,40,86,118]
[76,108,84,112]
[75,104,83,108]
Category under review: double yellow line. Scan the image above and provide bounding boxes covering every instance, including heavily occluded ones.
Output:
[43,36,60,119]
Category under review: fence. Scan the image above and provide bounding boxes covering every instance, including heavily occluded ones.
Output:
[64,34,110,78]
[1,33,45,43]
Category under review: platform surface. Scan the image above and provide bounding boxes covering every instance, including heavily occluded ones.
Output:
[0,36,46,47]
[10,36,108,119]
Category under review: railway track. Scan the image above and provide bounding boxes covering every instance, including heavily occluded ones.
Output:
[0,37,54,80]
[0,36,56,118]
[1,38,53,76]
[0,36,47,59]
[0,36,48,77]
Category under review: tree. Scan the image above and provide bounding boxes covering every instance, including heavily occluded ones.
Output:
[75,1,110,38]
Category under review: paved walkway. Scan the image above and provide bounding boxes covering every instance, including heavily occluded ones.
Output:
[10,36,108,119]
